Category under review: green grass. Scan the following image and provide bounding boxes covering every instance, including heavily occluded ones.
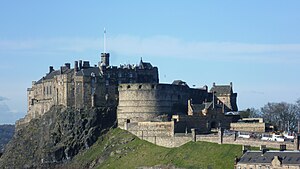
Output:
[68,128,243,169]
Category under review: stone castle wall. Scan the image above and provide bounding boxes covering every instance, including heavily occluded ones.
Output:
[117,83,207,129]
[230,122,266,132]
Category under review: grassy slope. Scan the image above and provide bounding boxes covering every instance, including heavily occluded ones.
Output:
[68,128,243,169]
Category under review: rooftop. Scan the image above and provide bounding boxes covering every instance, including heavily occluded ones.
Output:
[238,150,300,165]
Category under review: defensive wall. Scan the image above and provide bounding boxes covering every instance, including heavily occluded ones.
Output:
[117,83,207,129]
[125,121,192,147]
[124,123,300,149]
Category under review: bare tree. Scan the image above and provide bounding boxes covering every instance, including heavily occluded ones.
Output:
[261,102,299,132]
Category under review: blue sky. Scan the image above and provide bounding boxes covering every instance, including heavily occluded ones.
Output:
[1,1,300,124]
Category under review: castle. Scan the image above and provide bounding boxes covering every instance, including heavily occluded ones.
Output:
[19,52,158,124]
[18,50,241,147]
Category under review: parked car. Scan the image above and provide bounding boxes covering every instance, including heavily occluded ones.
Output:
[283,132,295,140]
[238,132,250,139]
[261,133,285,142]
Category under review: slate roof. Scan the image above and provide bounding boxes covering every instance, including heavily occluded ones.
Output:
[191,102,221,112]
[172,80,188,86]
[35,67,73,84]
[210,85,232,95]
[139,59,153,69]
[75,67,101,77]
[238,151,300,165]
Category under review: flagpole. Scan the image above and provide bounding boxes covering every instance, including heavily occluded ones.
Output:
[104,28,106,53]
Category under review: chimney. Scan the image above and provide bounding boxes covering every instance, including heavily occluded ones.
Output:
[83,61,90,68]
[49,66,54,73]
[230,82,233,88]
[79,60,83,70]
[280,144,286,151]
[60,66,63,74]
[65,63,70,69]
[260,145,266,151]
[213,82,216,87]
[260,146,269,154]
[74,61,78,72]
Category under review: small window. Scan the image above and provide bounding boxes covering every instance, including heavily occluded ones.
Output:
[139,85,142,89]
[151,85,155,89]
[127,85,131,89]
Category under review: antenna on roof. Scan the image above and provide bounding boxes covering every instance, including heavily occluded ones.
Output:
[103,28,106,53]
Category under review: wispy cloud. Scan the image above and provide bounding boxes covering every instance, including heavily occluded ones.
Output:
[1,35,300,63]
[0,96,8,101]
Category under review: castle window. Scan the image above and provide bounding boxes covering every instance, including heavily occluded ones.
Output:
[151,85,155,89]
[129,73,133,78]
[127,85,131,89]
[118,72,122,78]
[50,86,52,95]
[139,85,142,89]
[106,80,109,86]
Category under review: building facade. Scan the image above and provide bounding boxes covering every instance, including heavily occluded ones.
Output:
[18,53,158,125]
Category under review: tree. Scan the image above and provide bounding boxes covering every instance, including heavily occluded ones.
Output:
[239,108,261,118]
[261,102,299,132]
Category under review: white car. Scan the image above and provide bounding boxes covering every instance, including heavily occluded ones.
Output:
[261,134,285,142]
[272,135,285,142]
[283,132,295,140]
[238,132,251,139]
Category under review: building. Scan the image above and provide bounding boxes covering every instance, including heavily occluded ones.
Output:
[118,81,240,133]
[230,118,273,133]
[117,82,209,129]
[235,148,300,169]
[210,82,238,112]
[18,53,158,125]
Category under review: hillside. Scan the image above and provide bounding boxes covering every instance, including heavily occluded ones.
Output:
[65,128,243,169]
[0,124,14,152]
[0,106,116,168]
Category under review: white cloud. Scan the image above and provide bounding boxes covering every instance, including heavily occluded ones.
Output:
[1,35,300,63]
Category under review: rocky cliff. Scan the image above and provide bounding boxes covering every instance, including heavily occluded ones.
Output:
[0,106,116,169]
[0,124,15,153]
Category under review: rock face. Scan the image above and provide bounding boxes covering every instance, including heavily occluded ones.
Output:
[0,106,116,169]
[0,124,15,153]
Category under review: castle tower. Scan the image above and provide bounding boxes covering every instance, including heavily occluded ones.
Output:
[101,53,110,66]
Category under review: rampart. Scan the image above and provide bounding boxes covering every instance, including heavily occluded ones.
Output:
[117,83,207,129]
[126,121,192,147]
[125,122,299,149]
